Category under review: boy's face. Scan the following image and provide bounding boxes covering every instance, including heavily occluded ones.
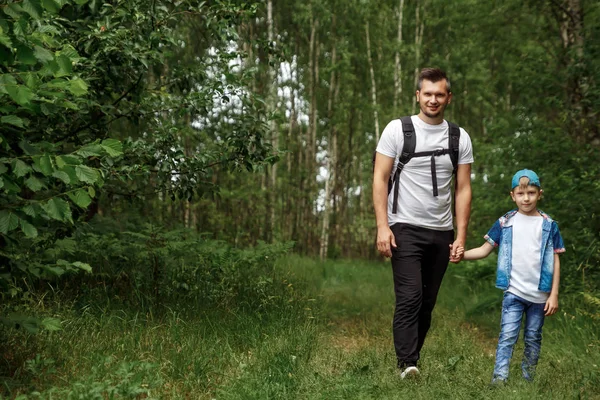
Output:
[510,185,542,216]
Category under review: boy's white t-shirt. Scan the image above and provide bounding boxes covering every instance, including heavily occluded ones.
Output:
[507,212,549,303]
[376,116,474,230]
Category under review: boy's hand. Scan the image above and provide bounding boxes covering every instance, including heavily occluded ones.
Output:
[449,244,464,263]
[544,294,559,316]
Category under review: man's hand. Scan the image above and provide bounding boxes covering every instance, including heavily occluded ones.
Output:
[377,226,396,258]
[449,240,464,263]
[544,294,559,316]
[449,244,464,263]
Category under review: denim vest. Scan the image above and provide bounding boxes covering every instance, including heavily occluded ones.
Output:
[484,209,565,293]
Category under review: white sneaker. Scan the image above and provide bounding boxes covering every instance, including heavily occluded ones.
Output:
[400,366,420,379]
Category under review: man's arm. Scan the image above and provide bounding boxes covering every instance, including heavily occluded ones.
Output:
[451,163,472,260]
[373,152,395,257]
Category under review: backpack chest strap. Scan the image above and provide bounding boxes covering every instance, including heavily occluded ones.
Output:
[407,149,452,197]
[390,117,461,213]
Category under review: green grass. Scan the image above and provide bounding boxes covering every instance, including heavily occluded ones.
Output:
[1,256,599,399]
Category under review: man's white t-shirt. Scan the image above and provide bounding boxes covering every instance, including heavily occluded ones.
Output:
[376,116,474,230]
[507,212,548,303]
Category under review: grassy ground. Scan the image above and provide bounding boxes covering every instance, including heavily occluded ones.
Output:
[1,256,599,399]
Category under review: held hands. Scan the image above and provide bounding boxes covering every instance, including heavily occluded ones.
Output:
[376,226,396,258]
[449,243,465,263]
[544,294,559,316]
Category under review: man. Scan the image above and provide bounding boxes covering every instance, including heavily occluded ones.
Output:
[373,68,473,378]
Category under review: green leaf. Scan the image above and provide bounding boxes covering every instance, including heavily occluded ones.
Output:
[15,45,37,65]
[44,265,65,276]
[33,155,53,176]
[60,155,82,166]
[20,219,38,238]
[41,0,60,14]
[72,261,92,273]
[22,0,43,19]
[88,186,96,198]
[5,84,34,106]
[55,54,72,77]
[1,177,20,193]
[100,139,123,157]
[58,99,78,109]
[22,204,37,217]
[0,33,12,49]
[38,25,61,35]
[13,159,32,178]
[75,165,99,184]
[39,60,59,77]
[0,163,8,174]
[1,115,25,128]
[19,140,38,156]
[0,178,3,189]
[55,155,66,168]
[42,197,72,222]
[60,166,79,184]
[3,4,24,20]
[25,176,45,191]
[67,189,92,208]
[76,144,102,157]
[67,78,88,96]
[74,0,89,5]
[0,74,17,94]
[23,72,41,89]
[59,45,81,61]
[0,210,20,234]
[52,170,70,184]
[41,317,62,331]
[33,45,54,62]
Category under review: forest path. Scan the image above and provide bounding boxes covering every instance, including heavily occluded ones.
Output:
[287,261,585,400]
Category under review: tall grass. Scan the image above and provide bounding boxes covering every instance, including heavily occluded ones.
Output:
[2,256,598,399]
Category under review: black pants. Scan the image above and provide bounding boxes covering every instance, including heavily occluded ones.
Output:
[390,223,454,368]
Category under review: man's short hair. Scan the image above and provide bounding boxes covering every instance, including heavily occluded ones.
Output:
[417,68,451,92]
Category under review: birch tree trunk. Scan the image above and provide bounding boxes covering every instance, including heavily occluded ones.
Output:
[365,21,380,142]
[555,0,596,141]
[393,0,405,115]
[412,0,425,115]
[319,32,337,260]
[267,0,278,240]
[307,16,320,253]
[285,56,297,240]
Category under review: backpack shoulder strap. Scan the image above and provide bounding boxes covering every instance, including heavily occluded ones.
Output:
[391,116,416,213]
[447,121,461,216]
[399,116,416,163]
[447,121,460,173]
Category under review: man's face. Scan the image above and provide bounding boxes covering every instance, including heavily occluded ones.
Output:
[416,79,452,120]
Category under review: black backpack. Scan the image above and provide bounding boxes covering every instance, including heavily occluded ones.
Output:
[375,116,461,214]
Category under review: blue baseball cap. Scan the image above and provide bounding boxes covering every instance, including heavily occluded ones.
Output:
[511,169,541,189]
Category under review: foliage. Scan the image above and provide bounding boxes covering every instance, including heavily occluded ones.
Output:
[0,0,273,323]
[12,357,160,400]
[40,215,297,313]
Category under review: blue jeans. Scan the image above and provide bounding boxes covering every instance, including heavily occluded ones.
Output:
[493,292,546,382]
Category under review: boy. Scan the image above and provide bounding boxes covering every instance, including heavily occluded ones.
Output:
[455,169,565,383]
